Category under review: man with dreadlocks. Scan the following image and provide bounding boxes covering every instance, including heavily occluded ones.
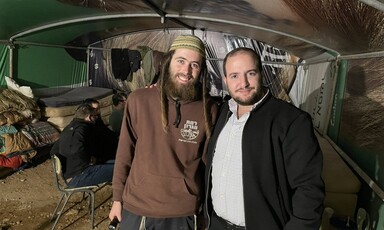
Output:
[109,35,218,230]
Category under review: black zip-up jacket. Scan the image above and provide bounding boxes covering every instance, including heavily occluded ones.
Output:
[51,118,96,180]
[204,93,325,230]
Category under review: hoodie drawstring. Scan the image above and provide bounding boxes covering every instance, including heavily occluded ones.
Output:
[173,99,181,128]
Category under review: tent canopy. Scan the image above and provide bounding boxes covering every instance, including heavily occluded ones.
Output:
[1,0,384,60]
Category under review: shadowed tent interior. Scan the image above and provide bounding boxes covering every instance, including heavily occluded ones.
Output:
[1,0,384,57]
[1,0,384,229]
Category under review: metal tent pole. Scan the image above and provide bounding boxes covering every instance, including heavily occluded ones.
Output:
[8,43,14,79]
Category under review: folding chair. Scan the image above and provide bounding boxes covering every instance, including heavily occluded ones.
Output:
[50,154,98,230]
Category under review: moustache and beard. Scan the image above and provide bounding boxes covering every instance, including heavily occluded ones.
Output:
[232,84,265,106]
[163,73,202,101]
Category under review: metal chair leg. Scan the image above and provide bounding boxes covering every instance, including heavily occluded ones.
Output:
[51,191,96,230]
[89,191,95,229]
[51,193,72,230]
[50,194,65,222]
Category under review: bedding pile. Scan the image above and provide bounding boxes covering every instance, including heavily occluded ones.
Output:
[0,86,114,171]
[0,88,59,170]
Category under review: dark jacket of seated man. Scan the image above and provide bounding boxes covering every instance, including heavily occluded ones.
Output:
[50,104,114,187]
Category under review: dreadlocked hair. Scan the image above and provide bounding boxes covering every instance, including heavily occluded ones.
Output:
[201,63,213,138]
[158,50,213,138]
[158,51,172,133]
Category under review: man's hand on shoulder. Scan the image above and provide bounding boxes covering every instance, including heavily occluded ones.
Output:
[145,83,157,88]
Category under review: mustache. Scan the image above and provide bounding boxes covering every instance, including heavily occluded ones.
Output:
[177,73,193,80]
[235,86,255,92]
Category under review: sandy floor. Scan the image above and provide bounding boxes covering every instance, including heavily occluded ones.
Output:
[0,153,113,230]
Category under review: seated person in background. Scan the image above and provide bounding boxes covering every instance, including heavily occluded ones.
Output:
[50,104,114,188]
[82,98,110,128]
[83,98,118,162]
[109,92,128,135]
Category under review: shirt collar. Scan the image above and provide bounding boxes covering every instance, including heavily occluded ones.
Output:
[228,89,270,114]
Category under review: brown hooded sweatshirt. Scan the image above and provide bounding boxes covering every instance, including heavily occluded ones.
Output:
[112,85,218,218]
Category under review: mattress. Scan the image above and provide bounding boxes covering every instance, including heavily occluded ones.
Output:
[47,106,112,130]
[38,86,113,107]
[37,87,114,130]
[41,94,113,117]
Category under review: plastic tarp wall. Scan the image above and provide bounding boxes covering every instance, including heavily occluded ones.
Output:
[290,53,336,134]
[339,58,384,176]
[0,45,87,90]
[0,44,9,87]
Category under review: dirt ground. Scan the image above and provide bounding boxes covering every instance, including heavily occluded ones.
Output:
[0,153,113,230]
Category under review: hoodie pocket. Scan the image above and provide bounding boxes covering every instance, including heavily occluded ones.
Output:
[130,173,197,204]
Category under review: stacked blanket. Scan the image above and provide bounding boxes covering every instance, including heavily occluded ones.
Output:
[0,88,41,126]
[0,89,59,169]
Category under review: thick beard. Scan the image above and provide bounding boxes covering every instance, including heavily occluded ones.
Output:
[233,85,264,106]
[164,74,202,101]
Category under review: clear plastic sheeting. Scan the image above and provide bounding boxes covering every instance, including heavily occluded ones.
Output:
[290,54,336,134]
[340,58,384,151]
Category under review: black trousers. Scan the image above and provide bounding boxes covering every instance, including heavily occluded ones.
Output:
[120,209,196,230]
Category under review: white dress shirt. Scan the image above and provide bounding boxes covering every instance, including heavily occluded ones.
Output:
[211,93,268,226]
[211,98,252,226]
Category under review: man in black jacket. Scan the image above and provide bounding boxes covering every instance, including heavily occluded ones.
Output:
[50,103,114,188]
[204,47,324,230]
[83,98,118,162]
